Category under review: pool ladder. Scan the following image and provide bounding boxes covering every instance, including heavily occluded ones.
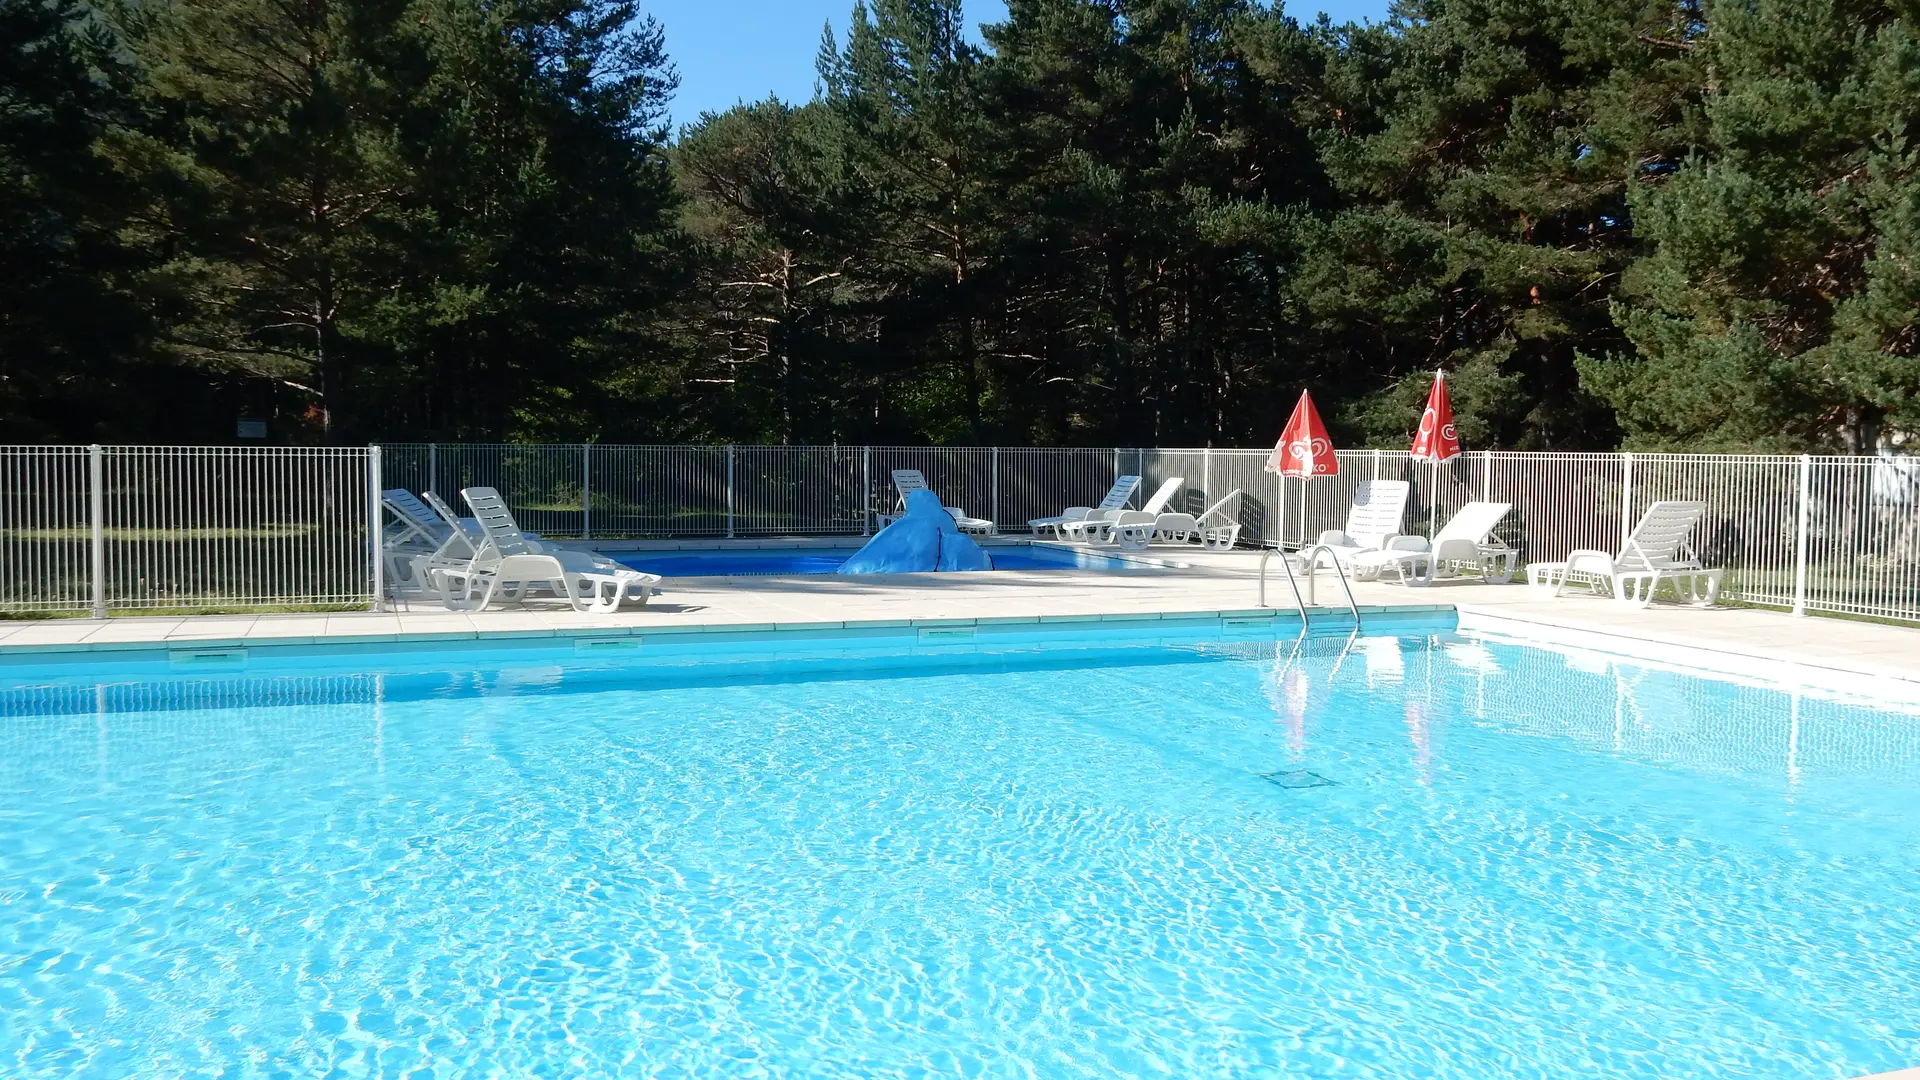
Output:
[1257,544,1361,629]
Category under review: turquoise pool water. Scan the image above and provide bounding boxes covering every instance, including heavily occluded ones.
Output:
[613,543,1140,576]
[3,628,1919,1078]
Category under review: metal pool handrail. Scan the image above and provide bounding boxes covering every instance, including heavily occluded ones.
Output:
[1258,544,1361,626]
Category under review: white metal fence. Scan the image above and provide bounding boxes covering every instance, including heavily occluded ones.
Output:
[3,444,1917,624]
[2,445,376,616]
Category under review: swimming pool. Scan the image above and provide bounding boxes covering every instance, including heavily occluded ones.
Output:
[611,543,1146,577]
[4,624,1919,1078]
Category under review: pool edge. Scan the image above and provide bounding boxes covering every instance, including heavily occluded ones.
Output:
[0,605,1461,668]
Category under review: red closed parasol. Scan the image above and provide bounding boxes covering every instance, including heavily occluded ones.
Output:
[1410,372,1461,463]
[1267,391,1339,477]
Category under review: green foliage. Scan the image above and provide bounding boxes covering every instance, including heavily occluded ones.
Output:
[4,0,1918,450]
[1587,0,1920,451]
[0,0,160,439]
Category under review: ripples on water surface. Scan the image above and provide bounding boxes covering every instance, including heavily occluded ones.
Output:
[3,632,1919,1078]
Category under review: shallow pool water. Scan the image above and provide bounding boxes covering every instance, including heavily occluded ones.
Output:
[611,543,1140,576]
[3,631,1918,1078]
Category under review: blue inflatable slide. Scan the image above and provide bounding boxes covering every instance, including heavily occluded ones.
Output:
[836,489,994,574]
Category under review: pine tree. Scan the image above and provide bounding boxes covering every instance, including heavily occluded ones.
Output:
[1583,0,1920,451]
[819,0,1003,440]
[1295,0,1706,449]
[363,0,684,440]
[0,0,155,439]
[120,0,418,437]
[674,99,873,442]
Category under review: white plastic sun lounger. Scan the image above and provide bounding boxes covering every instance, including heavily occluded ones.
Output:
[1527,500,1722,608]
[1350,501,1516,585]
[1067,477,1183,547]
[381,490,484,598]
[382,488,453,549]
[1304,480,1411,573]
[1146,488,1244,550]
[427,486,658,612]
[877,469,996,535]
[1315,481,1411,558]
[1028,475,1140,538]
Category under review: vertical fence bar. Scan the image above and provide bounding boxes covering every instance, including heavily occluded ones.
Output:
[427,443,437,496]
[1792,453,1812,617]
[367,445,384,610]
[581,443,593,540]
[89,444,106,618]
[862,446,872,535]
[1482,449,1493,501]
[1275,470,1287,550]
[726,445,736,539]
[991,446,1001,525]
[1202,446,1211,508]
[1620,451,1635,548]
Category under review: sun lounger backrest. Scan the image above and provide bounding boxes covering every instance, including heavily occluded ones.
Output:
[421,490,469,535]
[1098,476,1142,510]
[1198,488,1243,522]
[1140,477,1185,515]
[461,486,540,557]
[383,489,444,531]
[1621,500,1706,569]
[1343,481,1410,547]
[382,489,450,546]
[889,469,930,511]
[1434,501,1512,544]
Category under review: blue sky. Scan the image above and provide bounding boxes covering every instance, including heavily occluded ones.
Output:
[644,1,1395,129]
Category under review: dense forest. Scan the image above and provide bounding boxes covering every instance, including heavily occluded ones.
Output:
[4,0,1918,451]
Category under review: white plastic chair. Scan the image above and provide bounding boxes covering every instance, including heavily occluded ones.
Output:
[1527,500,1723,608]
[1029,476,1140,538]
[1149,488,1244,550]
[1071,477,1184,548]
[426,487,658,612]
[1315,480,1412,562]
[877,469,996,535]
[1350,501,1516,585]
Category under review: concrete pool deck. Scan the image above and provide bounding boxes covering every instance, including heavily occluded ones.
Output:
[1,546,1915,692]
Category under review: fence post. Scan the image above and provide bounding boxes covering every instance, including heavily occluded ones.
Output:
[1792,453,1811,617]
[427,442,437,496]
[581,443,592,540]
[1620,451,1635,549]
[1372,448,1381,481]
[1482,449,1493,501]
[368,444,385,611]
[862,445,872,536]
[1202,446,1211,505]
[88,444,105,619]
[726,445,736,539]
[991,445,1001,525]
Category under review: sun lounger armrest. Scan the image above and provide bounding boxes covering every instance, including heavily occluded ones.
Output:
[1432,537,1487,563]
[1560,549,1616,575]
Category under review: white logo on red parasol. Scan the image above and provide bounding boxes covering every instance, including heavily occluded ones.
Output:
[1267,391,1339,477]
